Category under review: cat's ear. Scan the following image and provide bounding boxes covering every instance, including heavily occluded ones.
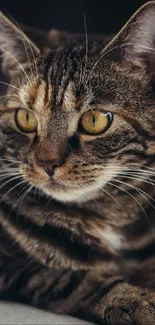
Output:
[0,12,40,76]
[103,1,155,74]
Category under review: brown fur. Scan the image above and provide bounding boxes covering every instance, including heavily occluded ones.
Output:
[0,2,155,324]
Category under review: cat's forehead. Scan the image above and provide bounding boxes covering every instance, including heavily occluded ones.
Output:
[20,78,93,115]
[14,43,149,115]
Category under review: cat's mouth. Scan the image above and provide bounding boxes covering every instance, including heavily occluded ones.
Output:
[30,169,100,203]
[21,162,99,203]
[21,160,119,203]
[42,178,100,203]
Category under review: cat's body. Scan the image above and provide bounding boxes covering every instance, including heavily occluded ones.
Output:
[1,2,155,324]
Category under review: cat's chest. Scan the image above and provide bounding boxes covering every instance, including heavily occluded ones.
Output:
[0,198,151,270]
[0,205,125,269]
[86,222,125,253]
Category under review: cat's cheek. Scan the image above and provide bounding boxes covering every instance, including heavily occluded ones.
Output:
[19,162,49,186]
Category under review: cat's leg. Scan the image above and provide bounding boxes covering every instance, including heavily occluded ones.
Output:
[78,281,155,325]
[46,271,155,325]
[16,267,155,325]
[1,264,155,325]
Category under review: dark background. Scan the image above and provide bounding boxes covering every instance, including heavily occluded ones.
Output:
[0,0,149,34]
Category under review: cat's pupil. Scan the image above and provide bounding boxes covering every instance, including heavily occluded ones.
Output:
[92,114,96,125]
[26,113,29,123]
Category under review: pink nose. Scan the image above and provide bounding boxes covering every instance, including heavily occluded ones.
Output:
[44,163,55,177]
[38,159,62,177]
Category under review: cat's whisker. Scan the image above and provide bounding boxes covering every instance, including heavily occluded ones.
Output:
[0,163,19,168]
[0,94,19,101]
[13,183,31,214]
[0,171,20,178]
[0,159,19,164]
[0,81,27,97]
[75,166,155,181]
[108,180,150,225]
[0,162,19,168]
[98,186,127,215]
[81,15,88,89]
[0,165,19,170]
[0,167,20,173]
[5,10,38,81]
[9,182,34,223]
[75,48,83,90]
[8,183,29,216]
[0,46,32,86]
[104,167,154,174]
[0,179,27,203]
[23,184,34,202]
[85,44,125,86]
[21,184,34,206]
[105,170,155,184]
[0,174,22,192]
[125,162,155,172]
[117,173,155,188]
[97,164,155,176]
[101,161,155,173]
[0,163,19,167]
[0,157,19,162]
[0,173,21,180]
[0,164,20,170]
[0,171,20,177]
[105,160,155,172]
[0,167,19,171]
[114,178,155,211]
[34,185,39,202]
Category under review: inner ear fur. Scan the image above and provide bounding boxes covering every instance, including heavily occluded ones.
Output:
[102,1,155,74]
[0,11,40,76]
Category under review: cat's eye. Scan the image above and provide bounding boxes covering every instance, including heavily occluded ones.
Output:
[15,109,38,133]
[80,110,113,135]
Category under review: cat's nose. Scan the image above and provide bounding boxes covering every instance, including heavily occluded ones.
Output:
[44,163,55,177]
[38,160,62,177]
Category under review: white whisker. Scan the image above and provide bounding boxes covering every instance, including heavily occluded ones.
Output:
[105,170,155,186]
[5,10,38,81]
[109,181,150,224]
[0,157,19,163]
[0,46,32,86]
[85,45,123,86]
[0,94,19,101]
[117,173,155,188]
[99,187,127,215]
[75,48,83,90]
[0,179,27,203]
[0,81,28,97]
[12,183,30,215]
[0,174,22,192]
[0,173,20,181]
[115,178,155,212]
[81,15,88,89]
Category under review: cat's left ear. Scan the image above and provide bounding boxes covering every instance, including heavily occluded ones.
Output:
[103,1,155,74]
[0,12,40,76]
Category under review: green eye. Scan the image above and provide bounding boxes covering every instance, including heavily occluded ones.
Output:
[80,110,113,135]
[15,109,37,133]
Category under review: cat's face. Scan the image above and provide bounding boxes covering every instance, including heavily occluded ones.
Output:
[0,2,155,203]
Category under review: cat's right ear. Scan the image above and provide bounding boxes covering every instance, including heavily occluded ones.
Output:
[101,1,155,76]
[0,12,40,76]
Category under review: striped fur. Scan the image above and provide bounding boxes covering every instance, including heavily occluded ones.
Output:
[1,2,155,324]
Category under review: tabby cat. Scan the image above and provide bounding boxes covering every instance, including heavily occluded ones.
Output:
[1,2,155,324]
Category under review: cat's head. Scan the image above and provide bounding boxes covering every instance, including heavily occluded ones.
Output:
[0,2,155,204]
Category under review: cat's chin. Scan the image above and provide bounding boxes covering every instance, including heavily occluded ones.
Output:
[41,185,100,203]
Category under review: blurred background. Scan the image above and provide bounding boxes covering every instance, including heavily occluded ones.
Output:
[0,0,149,34]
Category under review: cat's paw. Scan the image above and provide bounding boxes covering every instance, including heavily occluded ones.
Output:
[103,288,155,325]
